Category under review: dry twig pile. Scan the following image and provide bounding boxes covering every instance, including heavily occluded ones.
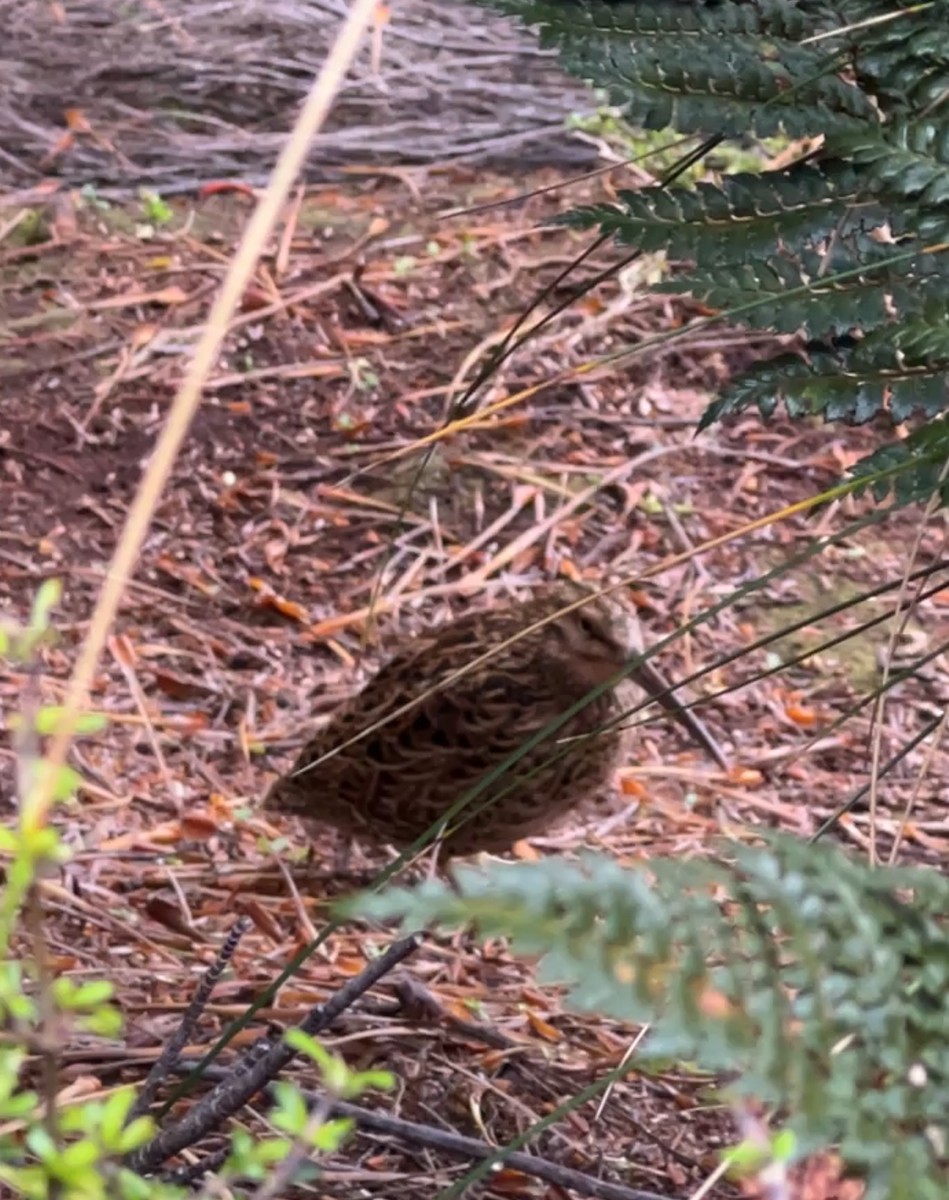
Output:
[4,0,601,194]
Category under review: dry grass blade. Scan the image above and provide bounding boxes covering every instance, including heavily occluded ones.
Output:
[34,0,383,822]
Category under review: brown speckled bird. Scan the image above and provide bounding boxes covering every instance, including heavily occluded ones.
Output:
[263,581,726,864]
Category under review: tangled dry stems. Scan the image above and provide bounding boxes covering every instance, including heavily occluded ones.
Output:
[5,0,600,193]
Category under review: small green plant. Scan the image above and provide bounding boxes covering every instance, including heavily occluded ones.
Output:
[138,189,173,227]
[0,586,381,1196]
[0,583,156,1199]
[77,185,110,213]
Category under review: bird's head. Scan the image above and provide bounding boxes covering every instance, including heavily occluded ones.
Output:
[541,581,637,692]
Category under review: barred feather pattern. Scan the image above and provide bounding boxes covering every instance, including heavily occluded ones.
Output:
[264,582,708,859]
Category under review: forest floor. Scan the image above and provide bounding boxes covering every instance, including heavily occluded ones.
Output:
[1,166,947,1199]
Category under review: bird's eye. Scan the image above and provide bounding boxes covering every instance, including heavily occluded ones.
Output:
[578,615,596,637]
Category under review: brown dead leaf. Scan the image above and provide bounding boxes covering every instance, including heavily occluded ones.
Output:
[155,555,219,597]
[511,838,541,861]
[336,956,368,976]
[108,634,138,668]
[55,1076,103,1105]
[144,895,201,939]
[482,1169,539,1196]
[47,194,79,240]
[89,285,189,311]
[728,766,765,787]
[248,577,310,623]
[48,955,81,972]
[64,109,92,133]
[43,130,75,163]
[151,670,216,702]
[786,702,819,727]
[526,1010,562,1043]
[239,285,276,313]
[180,811,221,839]
[235,897,285,944]
[130,323,159,350]
[444,998,475,1025]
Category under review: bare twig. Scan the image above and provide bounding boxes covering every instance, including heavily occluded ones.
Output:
[130,916,252,1120]
[127,932,421,1175]
[170,1065,672,1200]
[5,0,601,194]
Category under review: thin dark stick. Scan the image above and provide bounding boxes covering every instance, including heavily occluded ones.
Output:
[130,915,252,1121]
[126,932,421,1176]
[167,1066,676,1200]
[326,1095,676,1200]
[160,1143,231,1187]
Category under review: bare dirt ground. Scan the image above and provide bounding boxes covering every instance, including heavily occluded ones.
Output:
[1,167,947,1198]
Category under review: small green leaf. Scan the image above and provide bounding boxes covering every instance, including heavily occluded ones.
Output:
[47,764,84,804]
[270,1080,309,1136]
[115,1167,165,1200]
[80,1006,124,1038]
[116,1115,157,1154]
[60,979,115,1009]
[22,759,85,808]
[0,1090,38,1120]
[139,189,173,225]
[32,708,109,737]
[25,1124,56,1161]
[0,1050,27,1101]
[310,1116,354,1153]
[253,1137,294,1166]
[31,579,62,629]
[724,1138,768,1173]
[284,1028,326,1063]
[99,1085,136,1144]
[51,1138,100,1175]
[345,1067,394,1096]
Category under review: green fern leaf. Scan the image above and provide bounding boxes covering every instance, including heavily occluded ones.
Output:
[482,0,876,138]
[350,836,948,1197]
[562,166,879,266]
[847,419,949,506]
[486,0,949,494]
[827,121,949,205]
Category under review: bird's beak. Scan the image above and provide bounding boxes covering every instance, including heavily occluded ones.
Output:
[625,657,729,771]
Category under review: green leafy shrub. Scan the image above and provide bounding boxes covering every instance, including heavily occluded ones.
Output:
[0,589,388,1197]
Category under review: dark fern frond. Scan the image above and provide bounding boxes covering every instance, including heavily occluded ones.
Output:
[561,165,882,266]
[654,242,949,335]
[847,418,949,507]
[827,121,949,206]
[701,311,949,428]
[849,2,949,113]
[700,351,888,426]
[482,0,876,137]
[485,0,949,502]
[354,836,949,1199]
